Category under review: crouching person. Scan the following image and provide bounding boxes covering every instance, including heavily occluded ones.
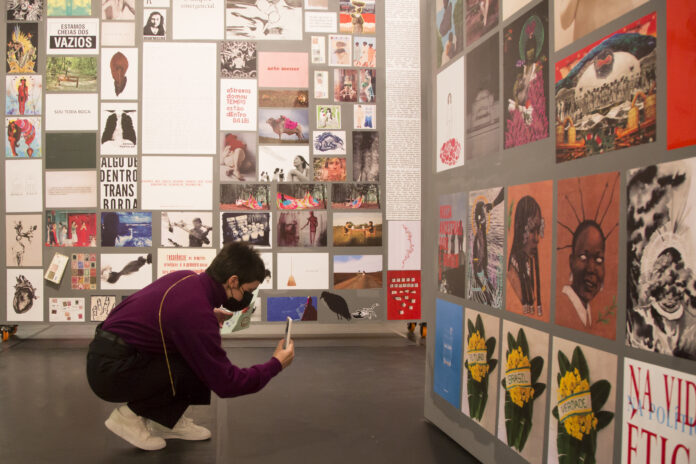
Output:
[86,242,294,450]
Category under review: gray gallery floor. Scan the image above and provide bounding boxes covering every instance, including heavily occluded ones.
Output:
[0,328,480,464]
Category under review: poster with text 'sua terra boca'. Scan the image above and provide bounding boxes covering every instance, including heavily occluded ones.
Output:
[555,13,656,164]
[506,180,552,322]
[626,157,696,361]
[503,0,549,150]
[556,171,619,340]
[438,192,467,298]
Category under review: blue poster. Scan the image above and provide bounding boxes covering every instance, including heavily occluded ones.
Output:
[433,298,463,409]
[267,296,318,322]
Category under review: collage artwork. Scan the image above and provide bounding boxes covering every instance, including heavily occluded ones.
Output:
[3,0,423,327]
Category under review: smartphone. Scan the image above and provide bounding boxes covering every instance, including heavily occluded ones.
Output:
[284,316,293,349]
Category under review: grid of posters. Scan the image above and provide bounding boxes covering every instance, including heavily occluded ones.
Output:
[426,1,695,463]
[1,0,407,325]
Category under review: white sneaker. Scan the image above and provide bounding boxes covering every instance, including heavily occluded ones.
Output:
[148,415,212,441]
[105,406,166,451]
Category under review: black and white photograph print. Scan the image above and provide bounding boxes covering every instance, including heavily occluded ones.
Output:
[352,131,379,182]
[626,157,696,361]
[221,40,257,78]
[225,0,302,40]
[466,34,499,161]
[221,212,271,248]
[100,103,137,155]
[7,0,43,21]
[161,212,214,248]
[143,9,166,39]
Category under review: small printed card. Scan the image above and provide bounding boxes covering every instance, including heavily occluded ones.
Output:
[44,252,69,284]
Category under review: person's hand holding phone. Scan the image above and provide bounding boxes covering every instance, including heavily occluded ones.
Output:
[213,307,234,328]
[273,338,294,369]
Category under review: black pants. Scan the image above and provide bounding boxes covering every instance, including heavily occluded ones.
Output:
[86,325,210,428]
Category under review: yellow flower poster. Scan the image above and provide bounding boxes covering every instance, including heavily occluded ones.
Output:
[548,337,616,463]
[461,308,499,433]
[497,321,548,463]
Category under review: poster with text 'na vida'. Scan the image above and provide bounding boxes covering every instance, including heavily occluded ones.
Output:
[622,358,696,464]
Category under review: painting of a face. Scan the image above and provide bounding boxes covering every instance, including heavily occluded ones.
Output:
[569,223,605,306]
[522,210,542,256]
[648,248,689,314]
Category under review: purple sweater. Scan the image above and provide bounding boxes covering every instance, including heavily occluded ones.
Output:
[102,270,282,398]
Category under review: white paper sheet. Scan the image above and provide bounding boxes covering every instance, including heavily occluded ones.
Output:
[100,253,153,290]
[387,220,422,270]
[142,43,217,154]
[305,12,337,33]
[46,18,99,55]
[157,248,217,278]
[45,170,97,208]
[101,22,136,46]
[173,0,224,40]
[141,156,213,210]
[220,79,257,131]
[49,298,86,322]
[5,159,42,212]
[277,253,329,290]
[45,93,98,131]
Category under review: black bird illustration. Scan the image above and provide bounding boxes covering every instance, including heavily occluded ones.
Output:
[320,291,352,320]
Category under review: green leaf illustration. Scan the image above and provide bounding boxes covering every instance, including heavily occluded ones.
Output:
[507,332,517,351]
[558,351,571,375]
[486,336,496,358]
[475,314,485,338]
[572,346,590,380]
[595,411,614,431]
[530,356,544,383]
[518,329,529,356]
[590,380,611,412]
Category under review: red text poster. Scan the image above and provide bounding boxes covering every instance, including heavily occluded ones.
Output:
[386,270,420,320]
[622,358,696,464]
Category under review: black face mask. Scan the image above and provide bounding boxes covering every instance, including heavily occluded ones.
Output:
[223,290,254,312]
